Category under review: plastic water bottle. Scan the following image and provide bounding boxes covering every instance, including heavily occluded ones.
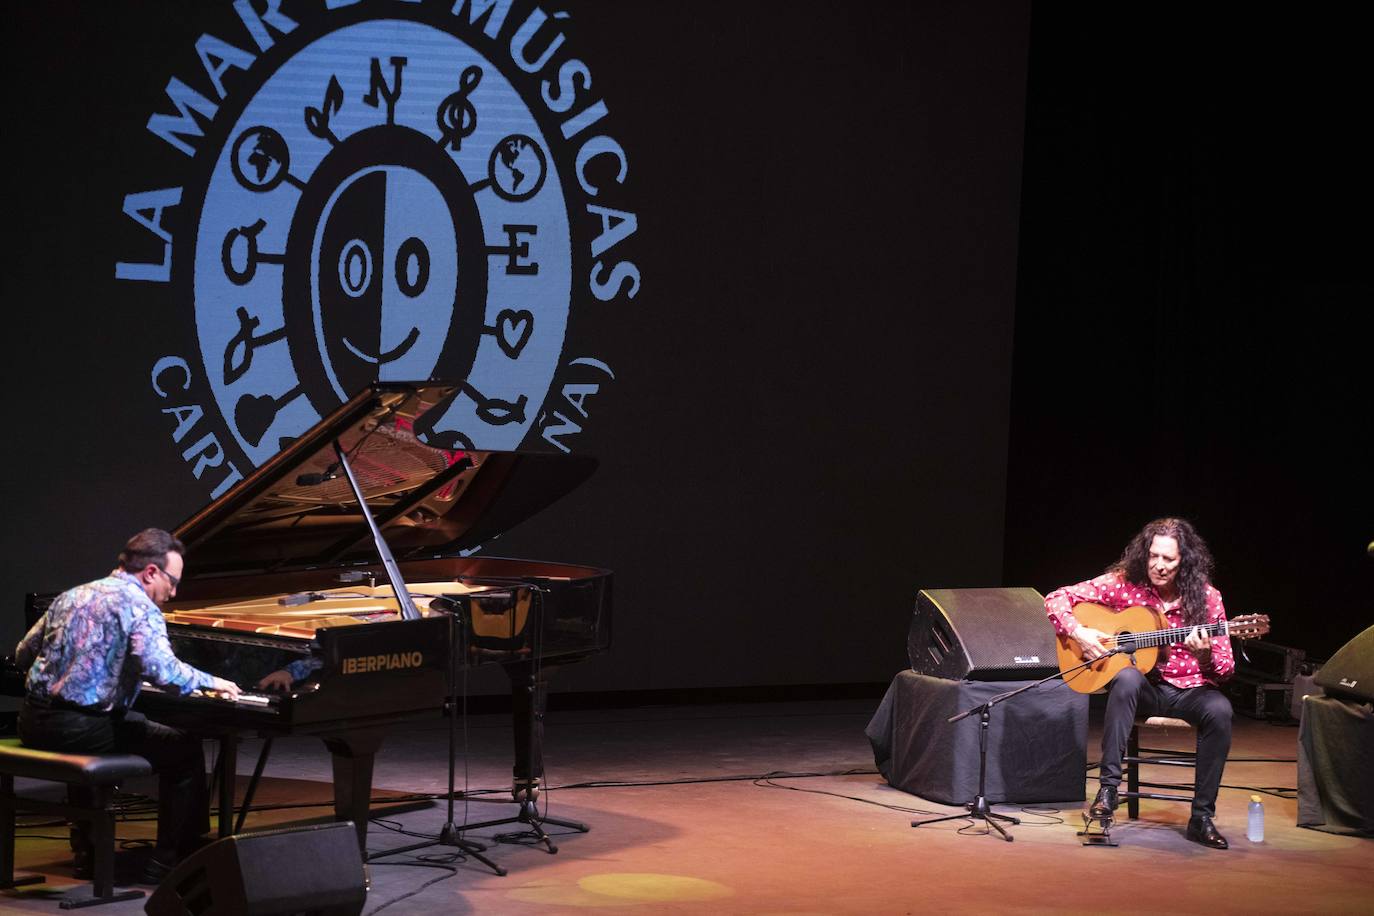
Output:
[1247,794,1265,843]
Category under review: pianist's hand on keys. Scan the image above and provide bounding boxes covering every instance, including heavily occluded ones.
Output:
[205,676,242,701]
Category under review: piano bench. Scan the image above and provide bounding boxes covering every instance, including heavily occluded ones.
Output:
[0,737,151,908]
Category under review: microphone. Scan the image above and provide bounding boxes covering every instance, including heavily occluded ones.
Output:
[296,465,340,486]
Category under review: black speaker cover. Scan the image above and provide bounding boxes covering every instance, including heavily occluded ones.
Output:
[907,587,1057,680]
[1315,625,1374,703]
[144,822,365,916]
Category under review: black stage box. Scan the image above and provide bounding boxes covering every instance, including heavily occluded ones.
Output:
[1297,693,1374,837]
[866,671,1088,805]
[1235,639,1306,684]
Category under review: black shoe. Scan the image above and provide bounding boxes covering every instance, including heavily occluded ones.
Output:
[1186,815,1229,849]
[139,852,178,886]
[1088,785,1118,819]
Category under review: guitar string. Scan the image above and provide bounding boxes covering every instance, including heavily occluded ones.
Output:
[1111,616,1264,650]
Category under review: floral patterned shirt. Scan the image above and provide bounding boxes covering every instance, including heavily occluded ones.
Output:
[15,570,214,711]
[1044,571,1235,689]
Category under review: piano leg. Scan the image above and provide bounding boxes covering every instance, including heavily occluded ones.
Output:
[451,661,588,853]
[322,730,387,851]
[509,660,545,795]
[216,735,238,839]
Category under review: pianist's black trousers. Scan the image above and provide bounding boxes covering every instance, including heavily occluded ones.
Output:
[18,702,210,857]
[1097,666,1233,819]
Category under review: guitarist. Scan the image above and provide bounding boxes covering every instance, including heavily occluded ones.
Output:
[1045,517,1235,849]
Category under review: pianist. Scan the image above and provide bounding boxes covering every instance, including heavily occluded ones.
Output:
[13,527,241,883]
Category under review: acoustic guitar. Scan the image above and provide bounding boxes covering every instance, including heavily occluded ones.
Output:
[1055,603,1270,693]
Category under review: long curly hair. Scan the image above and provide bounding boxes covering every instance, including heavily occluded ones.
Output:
[1107,517,1215,627]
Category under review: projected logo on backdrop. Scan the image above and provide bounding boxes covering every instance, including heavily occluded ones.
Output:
[116,1,639,498]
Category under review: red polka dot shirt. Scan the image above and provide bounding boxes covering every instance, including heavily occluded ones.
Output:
[1044,572,1235,688]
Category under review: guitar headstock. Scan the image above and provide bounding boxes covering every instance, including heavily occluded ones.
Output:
[1229,613,1270,639]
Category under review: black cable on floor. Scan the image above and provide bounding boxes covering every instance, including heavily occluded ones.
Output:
[1015,806,1067,826]
[363,858,461,916]
[751,772,947,817]
[542,765,881,792]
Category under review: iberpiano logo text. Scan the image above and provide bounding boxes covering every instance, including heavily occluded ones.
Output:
[343,651,425,675]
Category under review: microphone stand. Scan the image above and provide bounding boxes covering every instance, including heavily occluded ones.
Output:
[367,606,506,875]
[911,650,1125,841]
[320,436,504,873]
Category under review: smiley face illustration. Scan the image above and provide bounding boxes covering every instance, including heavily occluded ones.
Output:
[282,124,487,418]
[313,164,458,397]
[190,21,582,468]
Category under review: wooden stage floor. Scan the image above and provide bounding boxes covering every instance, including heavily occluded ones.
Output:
[3,698,1370,914]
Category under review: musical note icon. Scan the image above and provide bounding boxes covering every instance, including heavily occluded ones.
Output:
[222,307,288,385]
[304,75,344,147]
[436,65,483,152]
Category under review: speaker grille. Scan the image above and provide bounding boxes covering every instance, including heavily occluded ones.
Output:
[1315,625,1374,702]
[145,822,365,916]
[907,587,1057,681]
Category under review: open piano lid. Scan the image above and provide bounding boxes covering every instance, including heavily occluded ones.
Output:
[174,382,597,576]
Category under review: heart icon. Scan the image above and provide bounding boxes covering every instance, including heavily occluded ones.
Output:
[495,309,533,358]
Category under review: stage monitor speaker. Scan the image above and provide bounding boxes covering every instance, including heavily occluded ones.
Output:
[1315,625,1374,702]
[908,587,1057,681]
[145,822,365,916]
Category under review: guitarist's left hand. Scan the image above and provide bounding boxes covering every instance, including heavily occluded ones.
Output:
[1184,626,1211,655]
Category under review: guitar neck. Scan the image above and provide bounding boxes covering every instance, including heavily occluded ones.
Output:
[1114,620,1228,650]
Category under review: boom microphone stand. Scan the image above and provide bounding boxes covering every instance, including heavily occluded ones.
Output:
[315,438,504,874]
[911,650,1124,841]
[367,608,506,876]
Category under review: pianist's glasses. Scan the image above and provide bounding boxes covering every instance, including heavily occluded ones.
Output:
[154,565,180,590]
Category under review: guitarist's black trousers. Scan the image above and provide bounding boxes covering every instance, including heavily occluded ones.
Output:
[1100,666,1234,819]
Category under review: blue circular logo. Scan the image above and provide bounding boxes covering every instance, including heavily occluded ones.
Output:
[196,20,573,461]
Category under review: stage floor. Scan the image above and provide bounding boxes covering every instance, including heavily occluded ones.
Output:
[3,698,1370,914]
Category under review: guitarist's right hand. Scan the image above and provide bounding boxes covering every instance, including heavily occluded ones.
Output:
[1071,625,1113,660]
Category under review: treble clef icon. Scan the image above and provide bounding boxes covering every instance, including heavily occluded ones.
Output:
[436,65,483,151]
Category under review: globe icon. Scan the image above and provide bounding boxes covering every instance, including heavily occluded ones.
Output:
[231,126,290,193]
[490,135,546,202]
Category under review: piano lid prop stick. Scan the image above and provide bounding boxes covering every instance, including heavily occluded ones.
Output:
[332,438,422,621]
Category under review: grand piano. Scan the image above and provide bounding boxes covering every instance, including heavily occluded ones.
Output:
[14,381,611,850]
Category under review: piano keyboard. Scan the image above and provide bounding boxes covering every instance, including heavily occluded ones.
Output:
[144,683,279,709]
[234,691,274,707]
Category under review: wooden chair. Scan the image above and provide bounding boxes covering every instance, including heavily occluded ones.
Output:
[1121,716,1197,819]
